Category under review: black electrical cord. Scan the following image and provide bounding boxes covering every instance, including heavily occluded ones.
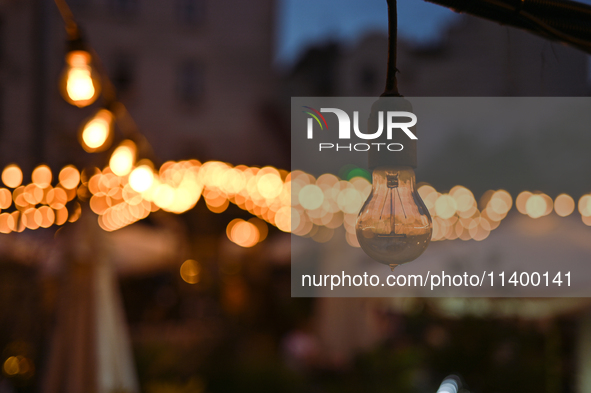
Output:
[383,0,401,97]
[52,0,158,164]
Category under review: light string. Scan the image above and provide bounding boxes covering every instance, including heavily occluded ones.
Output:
[0,162,588,249]
[0,0,585,251]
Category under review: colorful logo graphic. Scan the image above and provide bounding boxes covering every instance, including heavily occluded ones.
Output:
[302,106,328,130]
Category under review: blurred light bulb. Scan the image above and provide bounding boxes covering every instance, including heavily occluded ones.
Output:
[180,259,201,284]
[356,166,432,270]
[129,165,154,192]
[32,164,53,188]
[60,50,101,107]
[2,164,23,188]
[109,140,136,177]
[59,165,81,190]
[79,109,114,152]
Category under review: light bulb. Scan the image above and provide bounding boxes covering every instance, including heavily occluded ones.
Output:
[1,164,23,188]
[356,166,432,270]
[109,140,136,177]
[60,50,101,107]
[129,164,154,193]
[79,109,114,152]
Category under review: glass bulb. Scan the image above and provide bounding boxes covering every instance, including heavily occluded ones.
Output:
[79,109,114,152]
[109,140,136,177]
[356,166,432,270]
[59,50,101,107]
[129,164,155,193]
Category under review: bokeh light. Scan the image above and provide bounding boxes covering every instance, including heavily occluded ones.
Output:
[435,194,457,219]
[2,355,34,378]
[489,190,512,215]
[59,166,81,190]
[109,140,136,176]
[0,153,588,244]
[3,356,20,376]
[80,109,113,152]
[228,219,259,247]
[0,188,12,209]
[525,194,547,218]
[274,206,292,232]
[129,165,154,193]
[554,194,575,217]
[180,259,201,284]
[299,184,324,210]
[32,165,52,188]
[62,50,100,107]
[2,165,23,189]
[579,195,591,217]
[516,191,532,215]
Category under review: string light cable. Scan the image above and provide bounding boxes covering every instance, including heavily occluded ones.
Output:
[0,0,587,249]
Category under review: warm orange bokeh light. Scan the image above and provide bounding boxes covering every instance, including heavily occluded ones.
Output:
[525,194,547,218]
[0,188,11,209]
[257,172,283,200]
[109,140,136,176]
[0,213,13,234]
[274,206,293,232]
[298,184,323,210]
[227,219,259,247]
[180,259,201,284]
[554,194,575,217]
[62,50,100,107]
[489,190,512,215]
[516,191,532,215]
[129,165,154,193]
[579,195,591,217]
[80,109,113,152]
[435,194,457,219]
[2,164,23,189]
[248,217,269,242]
[32,165,52,188]
[3,356,20,376]
[59,166,81,190]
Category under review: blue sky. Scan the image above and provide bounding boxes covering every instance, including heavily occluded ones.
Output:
[275,0,460,66]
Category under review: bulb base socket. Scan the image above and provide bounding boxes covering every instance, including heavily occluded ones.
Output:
[367,97,417,170]
[66,28,88,53]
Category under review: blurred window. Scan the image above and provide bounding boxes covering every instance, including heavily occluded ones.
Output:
[109,0,138,16]
[176,0,205,26]
[176,61,204,104]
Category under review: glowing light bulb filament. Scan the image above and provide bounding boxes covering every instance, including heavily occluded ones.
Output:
[60,50,101,107]
[377,173,406,237]
[356,167,432,269]
[67,67,95,102]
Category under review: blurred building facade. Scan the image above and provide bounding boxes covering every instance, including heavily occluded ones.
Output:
[287,15,589,97]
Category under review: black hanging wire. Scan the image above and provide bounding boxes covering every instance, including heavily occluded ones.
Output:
[52,0,157,164]
[381,0,591,96]
[383,0,401,97]
[53,0,78,39]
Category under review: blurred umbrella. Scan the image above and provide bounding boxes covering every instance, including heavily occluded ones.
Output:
[42,209,140,393]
